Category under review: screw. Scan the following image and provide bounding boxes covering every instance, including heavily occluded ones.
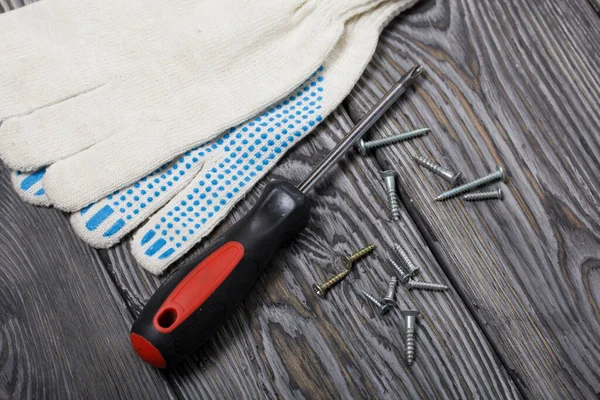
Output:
[436,166,505,201]
[393,244,420,278]
[400,310,420,365]
[340,244,376,270]
[382,276,398,305]
[361,290,393,315]
[412,155,461,187]
[381,170,401,220]
[463,188,503,202]
[388,257,411,284]
[313,270,350,298]
[406,279,449,292]
[356,128,430,156]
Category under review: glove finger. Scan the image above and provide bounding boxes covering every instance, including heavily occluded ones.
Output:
[11,169,51,207]
[69,147,213,248]
[0,81,117,172]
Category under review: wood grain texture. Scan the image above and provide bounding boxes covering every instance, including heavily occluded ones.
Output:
[103,109,520,399]
[0,163,176,399]
[588,0,600,14]
[343,0,600,398]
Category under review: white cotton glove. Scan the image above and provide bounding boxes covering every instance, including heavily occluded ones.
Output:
[0,0,391,211]
[12,0,419,274]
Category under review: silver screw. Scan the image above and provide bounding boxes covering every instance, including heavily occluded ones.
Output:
[406,279,449,292]
[361,290,393,315]
[356,128,430,156]
[463,188,503,202]
[382,276,398,305]
[388,257,411,284]
[436,165,505,201]
[340,244,377,270]
[393,243,419,278]
[400,310,420,365]
[412,155,461,187]
[381,170,401,220]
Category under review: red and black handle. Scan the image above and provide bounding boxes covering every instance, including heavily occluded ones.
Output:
[130,179,310,368]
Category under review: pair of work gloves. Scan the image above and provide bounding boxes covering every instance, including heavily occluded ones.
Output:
[0,0,418,274]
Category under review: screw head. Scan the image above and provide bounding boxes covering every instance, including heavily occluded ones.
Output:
[496,165,506,182]
[356,139,367,156]
[380,169,397,179]
[380,303,394,315]
[400,309,421,319]
[450,171,462,187]
[312,284,326,298]
[382,297,396,306]
[340,256,353,270]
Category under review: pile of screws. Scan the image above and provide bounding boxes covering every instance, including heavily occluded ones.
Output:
[358,243,449,365]
[413,155,506,202]
[357,128,430,220]
[361,279,423,366]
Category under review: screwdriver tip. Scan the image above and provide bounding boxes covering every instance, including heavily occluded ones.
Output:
[409,65,424,79]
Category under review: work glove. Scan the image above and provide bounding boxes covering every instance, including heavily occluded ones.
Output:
[0,0,391,211]
[11,0,419,274]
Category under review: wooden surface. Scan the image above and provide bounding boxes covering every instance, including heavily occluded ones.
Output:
[0,0,598,399]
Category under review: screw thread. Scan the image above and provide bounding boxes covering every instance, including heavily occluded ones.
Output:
[365,128,429,150]
[389,258,411,283]
[321,270,350,291]
[361,290,383,308]
[463,188,503,202]
[384,277,398,300]
[393,244,419,277]
[405,327,416,365]
[348,244,377,263]
[436,166,505,201]
[412,155,455,182]
[386,189,401,220]
[407,280,449,291]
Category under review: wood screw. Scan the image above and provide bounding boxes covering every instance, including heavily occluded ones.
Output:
[388,257,411,284]
[381,170,401,220]
[356,128,430,156]
[436,166,505,201]
[400,310,420,365]
[412,155,461,187]
[463,188,503,202]
[361,290,393,315]
[312,270,350,298]
[340,244,376,270]
[406,279,449,292]
[382,276,398,305]
[393,243,420,278]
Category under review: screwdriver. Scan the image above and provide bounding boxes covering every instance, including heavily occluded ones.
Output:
[130,65,423,368]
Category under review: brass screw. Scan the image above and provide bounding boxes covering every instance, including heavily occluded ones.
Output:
[313,270,350,298]
[340,244,376,270]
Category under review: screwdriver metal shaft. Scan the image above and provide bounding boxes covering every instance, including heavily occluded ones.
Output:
[297,65,423,194]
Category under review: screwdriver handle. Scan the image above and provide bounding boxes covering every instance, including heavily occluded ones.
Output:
[130,179,310,368]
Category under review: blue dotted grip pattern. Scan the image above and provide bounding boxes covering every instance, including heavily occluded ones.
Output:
[136,68,325,264]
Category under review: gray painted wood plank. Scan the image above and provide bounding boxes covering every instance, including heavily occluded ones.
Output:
[0,162,176,399]
[103,108,520,399]
[344,0,600,398]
